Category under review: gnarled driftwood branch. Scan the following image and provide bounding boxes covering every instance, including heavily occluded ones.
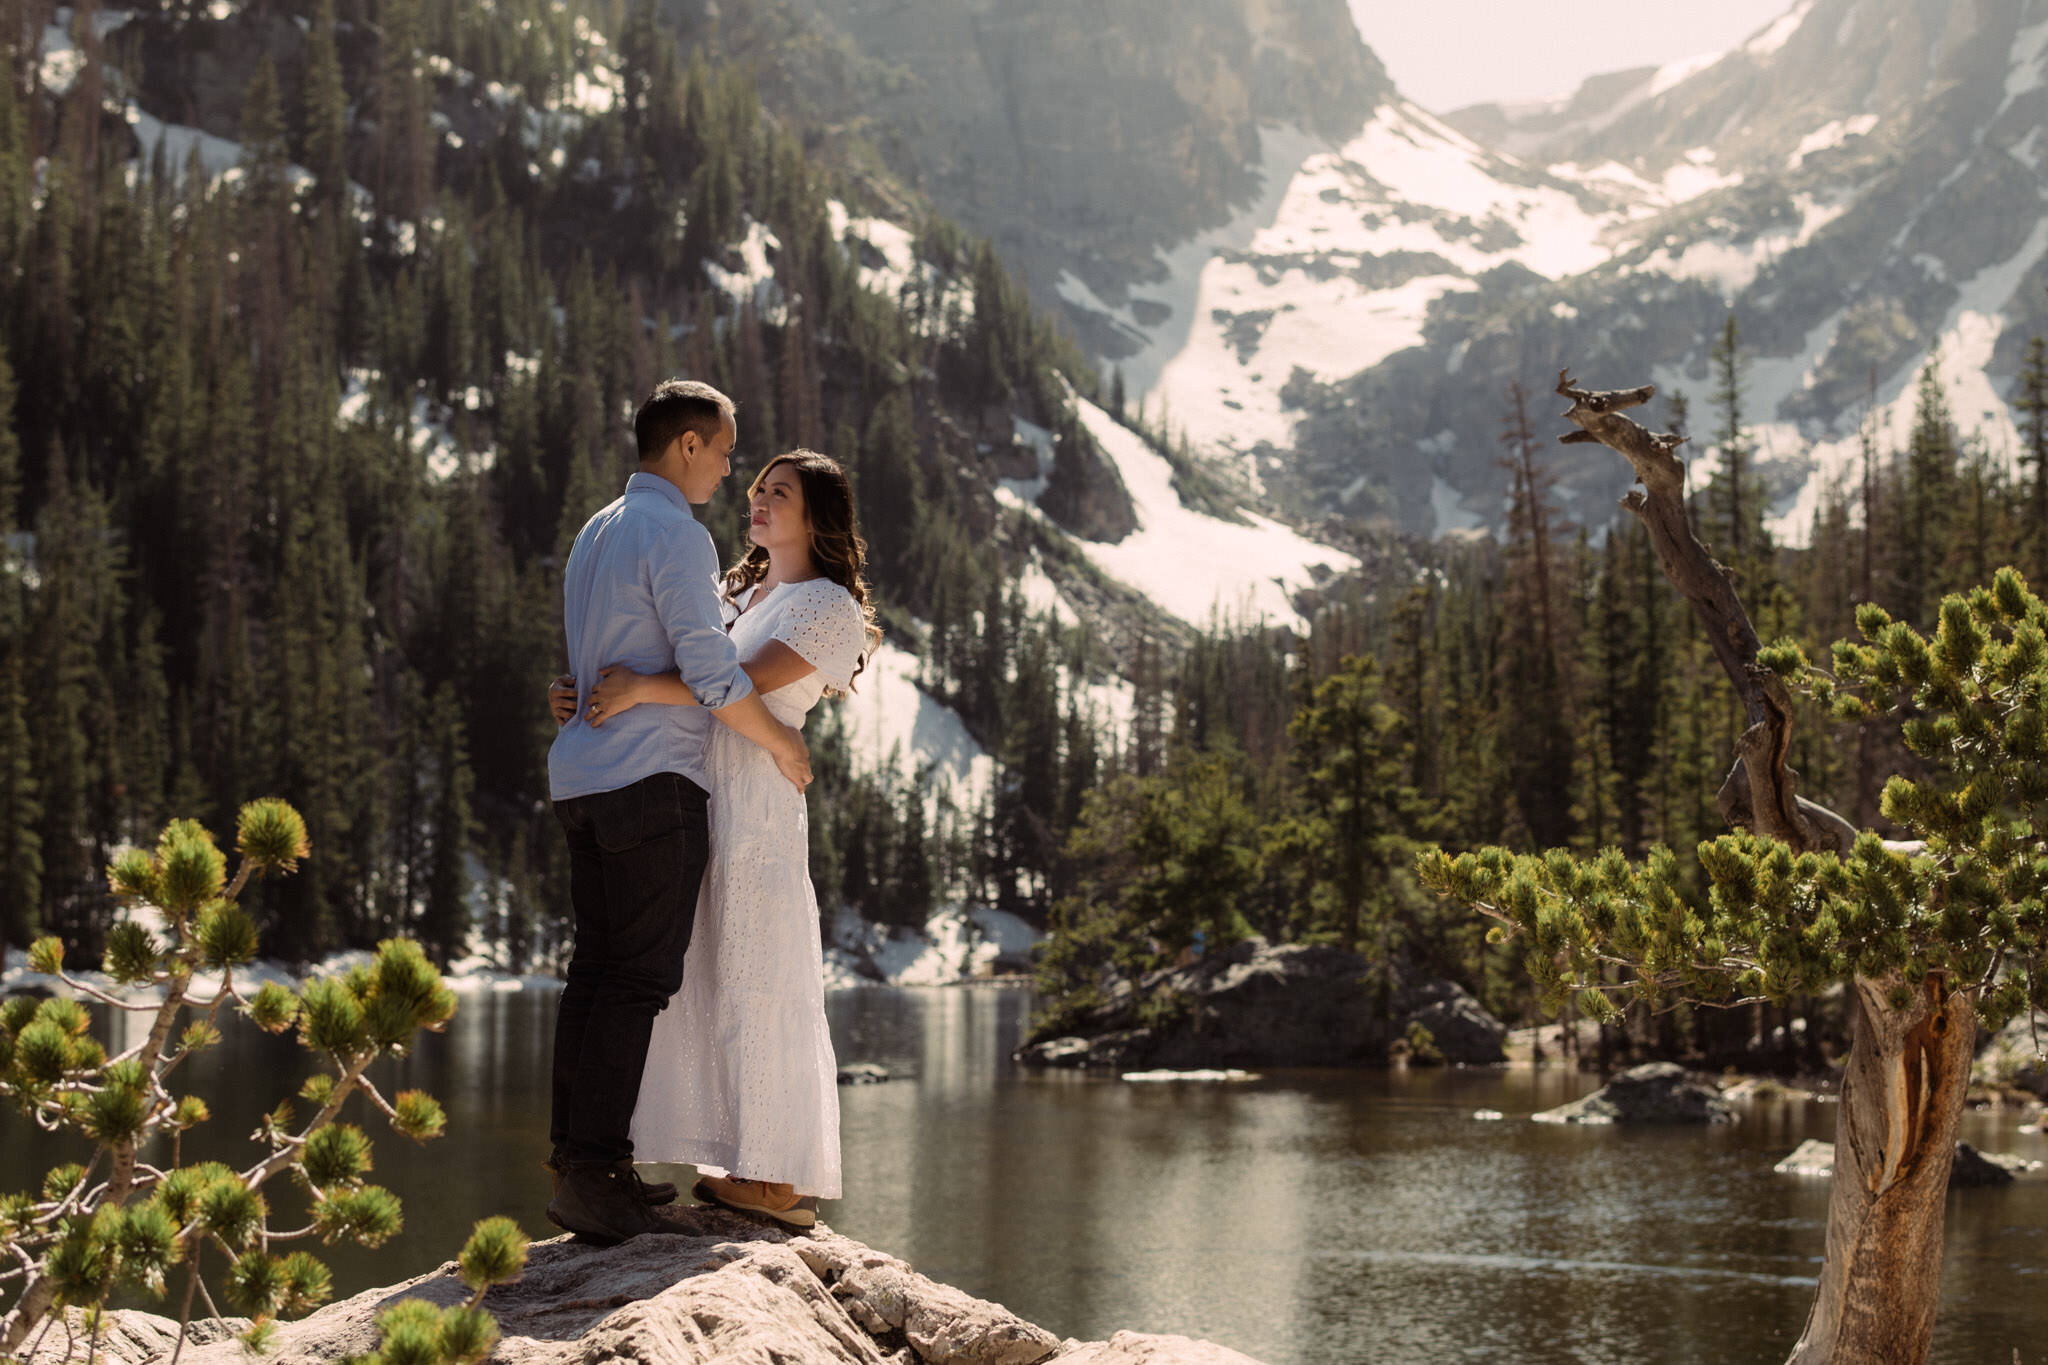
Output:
[1553,369,1856,855]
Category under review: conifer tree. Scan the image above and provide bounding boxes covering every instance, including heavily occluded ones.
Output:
[419,684,477,967]
[27,452,120,949]
[0,347,40,962]
[1498,379,1574,847]
[372,0,433,225]
[994,630,1061,917]
[2015,334,2048,583]
[1272,655,1415,949]
[302,0,350,211]
[1897,357,1958,624]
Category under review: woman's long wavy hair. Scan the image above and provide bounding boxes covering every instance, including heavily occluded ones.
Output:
[723,449,881,693]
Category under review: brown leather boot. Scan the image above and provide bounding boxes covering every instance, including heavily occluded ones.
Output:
[692,1174,818,1229]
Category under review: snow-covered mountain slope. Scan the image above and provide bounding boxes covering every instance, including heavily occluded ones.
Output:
[1061,0,2048,542]
[1064,399,1357,624]
[995,394,1358,626]
[837,642,994,808]
[1057,93,1754,526]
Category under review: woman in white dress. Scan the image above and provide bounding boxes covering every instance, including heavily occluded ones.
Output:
[551,448,878,1227]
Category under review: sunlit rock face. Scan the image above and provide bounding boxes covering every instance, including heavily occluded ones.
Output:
[44,1217,1268,1365]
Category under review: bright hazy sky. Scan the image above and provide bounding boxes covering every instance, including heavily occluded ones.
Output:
[1349,0,1801,112]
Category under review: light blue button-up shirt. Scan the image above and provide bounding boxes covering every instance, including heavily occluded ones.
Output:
[548,472,754,800]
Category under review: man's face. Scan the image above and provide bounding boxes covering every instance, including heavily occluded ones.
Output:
[677,414,737,504]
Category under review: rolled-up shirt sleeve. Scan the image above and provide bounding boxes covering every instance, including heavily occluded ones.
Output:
[650,522,753,710]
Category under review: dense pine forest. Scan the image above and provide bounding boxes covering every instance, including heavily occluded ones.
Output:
[4,0,2047,1049]
[0,0,1112,970]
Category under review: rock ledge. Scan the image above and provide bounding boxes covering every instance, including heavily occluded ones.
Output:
[28,1211,1264,1365]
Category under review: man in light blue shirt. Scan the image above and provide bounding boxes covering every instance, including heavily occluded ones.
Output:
[544,379,810,1244]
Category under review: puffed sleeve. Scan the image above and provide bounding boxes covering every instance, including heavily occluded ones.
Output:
[772,582,868,691]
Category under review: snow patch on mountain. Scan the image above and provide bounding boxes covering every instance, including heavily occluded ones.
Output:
[1431,475,1483,535]
[1064,123,1330,401]
[822,904,1042,988]
[1015,555,1077,628]
[1633,192,1851,294]
[1789,115,1879,169]
[36,7,133,93]
[1650,53,1725,99]
[837,642,994,811]
[704,220,785,318]
[1766,216,2048,540]
[828,201,922,300]
[1746,1,1814,58]
[2006,18,2048,109]
[1069,397,1356,624]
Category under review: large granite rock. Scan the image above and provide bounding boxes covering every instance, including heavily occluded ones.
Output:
[1973,1011,2048,1098]
[1532,1062,1735,1125]
[21,1212,1264,1365]
[1015,938,1506,1070]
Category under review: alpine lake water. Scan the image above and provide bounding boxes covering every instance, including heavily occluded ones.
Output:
[3,985,2044,1364]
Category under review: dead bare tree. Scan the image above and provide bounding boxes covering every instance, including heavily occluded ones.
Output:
[1551,370,1969,1364]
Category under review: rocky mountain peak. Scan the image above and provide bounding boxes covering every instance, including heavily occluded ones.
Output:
[673,0,1391,347]
[1453,0,2039,179]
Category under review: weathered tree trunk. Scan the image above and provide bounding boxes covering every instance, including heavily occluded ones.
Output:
[1551,372,1969,1365]
[1787,976,1976,1365]
[0,1275,57,1354]
[1550,371,1855,855]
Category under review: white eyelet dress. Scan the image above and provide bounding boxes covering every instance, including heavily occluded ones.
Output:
[628,577,868,1197]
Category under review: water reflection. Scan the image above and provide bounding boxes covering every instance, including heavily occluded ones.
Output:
[2,985,2043,1364]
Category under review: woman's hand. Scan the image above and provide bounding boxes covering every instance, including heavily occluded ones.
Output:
[548,675,577,727]
[587,665,650,727]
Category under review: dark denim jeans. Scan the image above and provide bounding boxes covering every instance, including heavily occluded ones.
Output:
[550,770,710,1166]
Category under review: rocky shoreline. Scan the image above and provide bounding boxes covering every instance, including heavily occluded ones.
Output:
[26,1211,1263,1365]
[1017,938,2048,1107]
[1015,938,1508,1071]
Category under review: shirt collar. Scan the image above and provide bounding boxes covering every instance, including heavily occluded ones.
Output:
[625,471,696,518]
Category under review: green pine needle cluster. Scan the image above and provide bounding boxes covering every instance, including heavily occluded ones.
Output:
[0,801,525,1359]
[1418,568,2048,1031]
[343,1219,530,1365]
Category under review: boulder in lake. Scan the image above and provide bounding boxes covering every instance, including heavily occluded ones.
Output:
[22,1211,1262,1365]
[1949,1140,2041,1186]
[1532,1062,1735,1124]
[1773,1138,1836,1176]
[1015,939,1506,1070]
[1772,1139,2040,1186]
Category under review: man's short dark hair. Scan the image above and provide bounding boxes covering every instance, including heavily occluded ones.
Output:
[635,380,734,461]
